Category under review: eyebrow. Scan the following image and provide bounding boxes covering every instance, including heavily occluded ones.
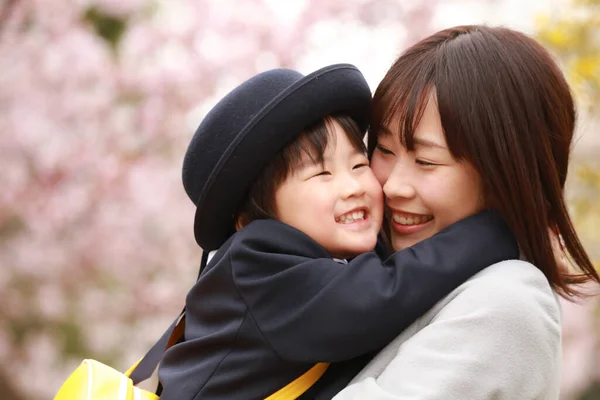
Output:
[296,158,322,171]
[413,137,448,150]
[379,126,393,137]
[380,126,447,150]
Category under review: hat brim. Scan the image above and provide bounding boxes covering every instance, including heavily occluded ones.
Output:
[194,64,371,250]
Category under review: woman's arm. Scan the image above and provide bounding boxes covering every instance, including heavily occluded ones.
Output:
[333,260,562,400]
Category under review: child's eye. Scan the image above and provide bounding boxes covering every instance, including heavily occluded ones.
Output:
[416,159,437,167]
[314,170,332,177]
[353,163,369,170]
[375,144,394,156]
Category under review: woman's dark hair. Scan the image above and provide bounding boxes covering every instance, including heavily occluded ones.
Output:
[235,114,366,228]
[370,25,599,297]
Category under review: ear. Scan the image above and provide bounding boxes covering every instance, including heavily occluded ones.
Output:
[235,214,247,231]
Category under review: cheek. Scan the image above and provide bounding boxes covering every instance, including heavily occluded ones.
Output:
[274,182,310,222]
[363,172,384,206]
[427,171,484,225]
[370,154,391,187]
[272,187,290,221]
[452,166,485,213]
[298,183,335,214]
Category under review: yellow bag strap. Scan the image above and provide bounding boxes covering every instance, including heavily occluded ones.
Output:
[264,362,330,400]
[126,359,329,399]
[123,266,327,400]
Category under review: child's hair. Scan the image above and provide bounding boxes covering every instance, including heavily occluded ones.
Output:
[235,114,366,229]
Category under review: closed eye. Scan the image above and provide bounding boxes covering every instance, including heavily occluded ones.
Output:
[353,163,369,170]
[416,159,437,167]
[314,170,332,177]
[375,144,394,156]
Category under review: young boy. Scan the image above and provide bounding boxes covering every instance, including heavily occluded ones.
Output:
[157,64,518,399]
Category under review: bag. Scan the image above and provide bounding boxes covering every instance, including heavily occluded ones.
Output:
[54,311,186,400]
[54,358,159,400]
[54,255,330,400]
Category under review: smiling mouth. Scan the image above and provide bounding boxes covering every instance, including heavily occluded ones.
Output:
[336,208,368,224]
[391,212,433,226]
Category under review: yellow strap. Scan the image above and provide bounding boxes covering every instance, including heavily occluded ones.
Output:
[125,357,329,399]
[264,362,330,400]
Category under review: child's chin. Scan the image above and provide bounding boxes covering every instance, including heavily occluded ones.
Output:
[337,241,377,259]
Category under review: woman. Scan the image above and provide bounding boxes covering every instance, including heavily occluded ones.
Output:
[333,25,600,399]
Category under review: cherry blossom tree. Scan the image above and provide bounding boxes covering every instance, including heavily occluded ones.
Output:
[0,1,438,398]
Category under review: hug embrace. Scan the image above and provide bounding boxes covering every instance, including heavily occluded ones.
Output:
[156,25,600,399]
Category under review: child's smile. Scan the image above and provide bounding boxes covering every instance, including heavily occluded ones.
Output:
[274,119,384,259]
[335,208,367,224]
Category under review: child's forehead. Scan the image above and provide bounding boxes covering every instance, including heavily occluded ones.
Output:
[297,139,364,165]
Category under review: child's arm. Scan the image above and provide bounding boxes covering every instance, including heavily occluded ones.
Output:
[231,210,518,362]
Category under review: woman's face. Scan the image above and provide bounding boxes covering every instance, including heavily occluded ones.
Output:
[371,95,485,251]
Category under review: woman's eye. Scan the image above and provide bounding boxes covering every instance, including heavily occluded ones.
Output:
[353,163,369,170]
[416,159,437,167]
[375,144,394,156]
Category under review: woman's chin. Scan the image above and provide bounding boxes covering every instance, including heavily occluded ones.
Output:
[390,232,431,252]
[387,218,436,250]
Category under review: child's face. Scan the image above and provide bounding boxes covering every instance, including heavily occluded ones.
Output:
[274,120,384,259]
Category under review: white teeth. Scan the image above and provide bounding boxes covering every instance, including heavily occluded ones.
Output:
[393,215,405,224]
[393,213,431,226]
[337,210,365,224]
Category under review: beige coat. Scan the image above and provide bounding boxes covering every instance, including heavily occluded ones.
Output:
[333,260,562,400]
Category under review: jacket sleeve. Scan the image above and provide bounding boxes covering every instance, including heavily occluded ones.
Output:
[331,261,562,400]
[231,210,519,362]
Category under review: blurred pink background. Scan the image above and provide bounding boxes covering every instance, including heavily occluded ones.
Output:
[1,1,598,399]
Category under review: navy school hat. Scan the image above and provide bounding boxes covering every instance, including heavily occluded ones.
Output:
[182,64,372,250]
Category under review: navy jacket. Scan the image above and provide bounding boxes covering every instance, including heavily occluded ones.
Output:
[158,211,518,399]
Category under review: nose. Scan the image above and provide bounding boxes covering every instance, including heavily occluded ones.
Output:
[339,172,366,200]
[382,159,416,200]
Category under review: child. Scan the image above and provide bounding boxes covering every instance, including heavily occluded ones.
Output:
[157,64,518,399]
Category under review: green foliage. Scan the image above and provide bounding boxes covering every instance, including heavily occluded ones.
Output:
[82,7,128,51]
[537,6,600,396]
[567,164,600,264]
[536,0,600,266]
[536,0,600,110]
[571,165,600,216]
[55,318,89,357]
